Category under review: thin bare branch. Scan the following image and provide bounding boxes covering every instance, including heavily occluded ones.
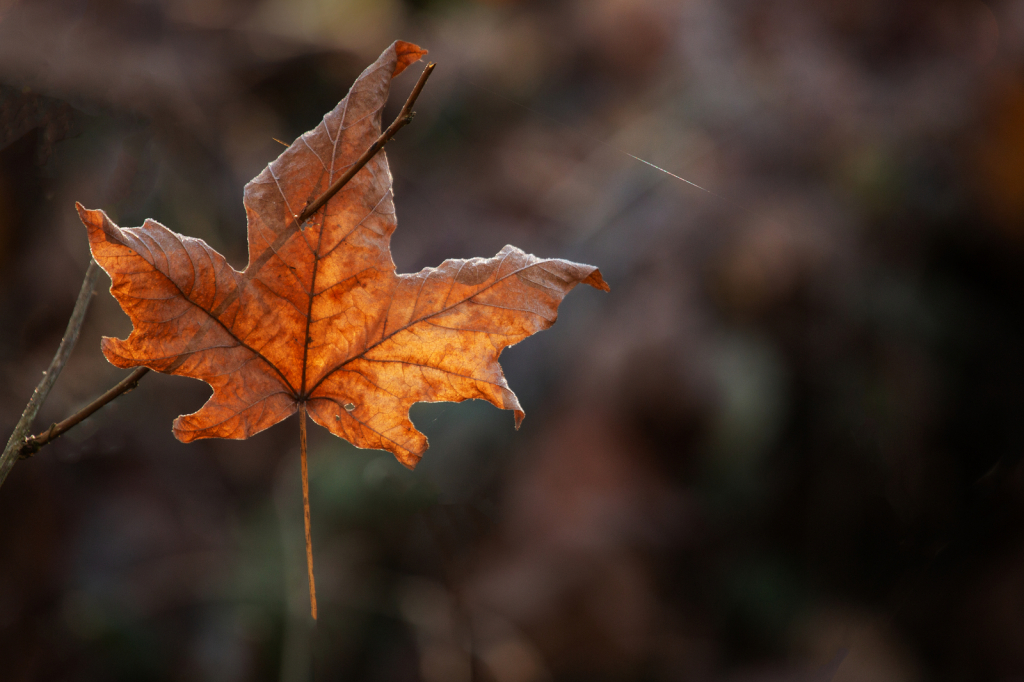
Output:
[296,62,435,224]
[0,260,101,487]
[20,367,149,458]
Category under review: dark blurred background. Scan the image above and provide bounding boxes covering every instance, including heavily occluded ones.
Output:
[1,0,1023,679]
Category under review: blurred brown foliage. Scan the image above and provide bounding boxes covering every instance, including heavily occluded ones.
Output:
[2,0,1024,680]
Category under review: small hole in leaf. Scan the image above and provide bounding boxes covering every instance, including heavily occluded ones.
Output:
[344,403,356,411]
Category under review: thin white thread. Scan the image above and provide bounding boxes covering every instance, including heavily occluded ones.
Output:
[462,79,718,197]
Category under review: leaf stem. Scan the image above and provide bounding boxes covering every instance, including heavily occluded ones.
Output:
[296,61,435,224]
[299,402,317,620]
[0,260,102,488]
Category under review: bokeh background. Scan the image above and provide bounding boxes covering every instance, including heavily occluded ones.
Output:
[1,0,1023,679]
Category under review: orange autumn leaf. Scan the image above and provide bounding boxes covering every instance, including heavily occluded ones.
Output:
[78,40,608,469]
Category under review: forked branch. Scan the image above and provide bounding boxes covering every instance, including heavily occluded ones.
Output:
[19,367,149,458]
[0,260,101,487]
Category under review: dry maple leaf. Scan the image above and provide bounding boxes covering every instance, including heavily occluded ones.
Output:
[78,41,608,470]
[78,39,607,622]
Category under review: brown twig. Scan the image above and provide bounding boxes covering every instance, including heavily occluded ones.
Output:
[4,61,436,472]
[298,402,317,621]
[19,367,149,458]
[296,62,435,224]
[0,260,102,487]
